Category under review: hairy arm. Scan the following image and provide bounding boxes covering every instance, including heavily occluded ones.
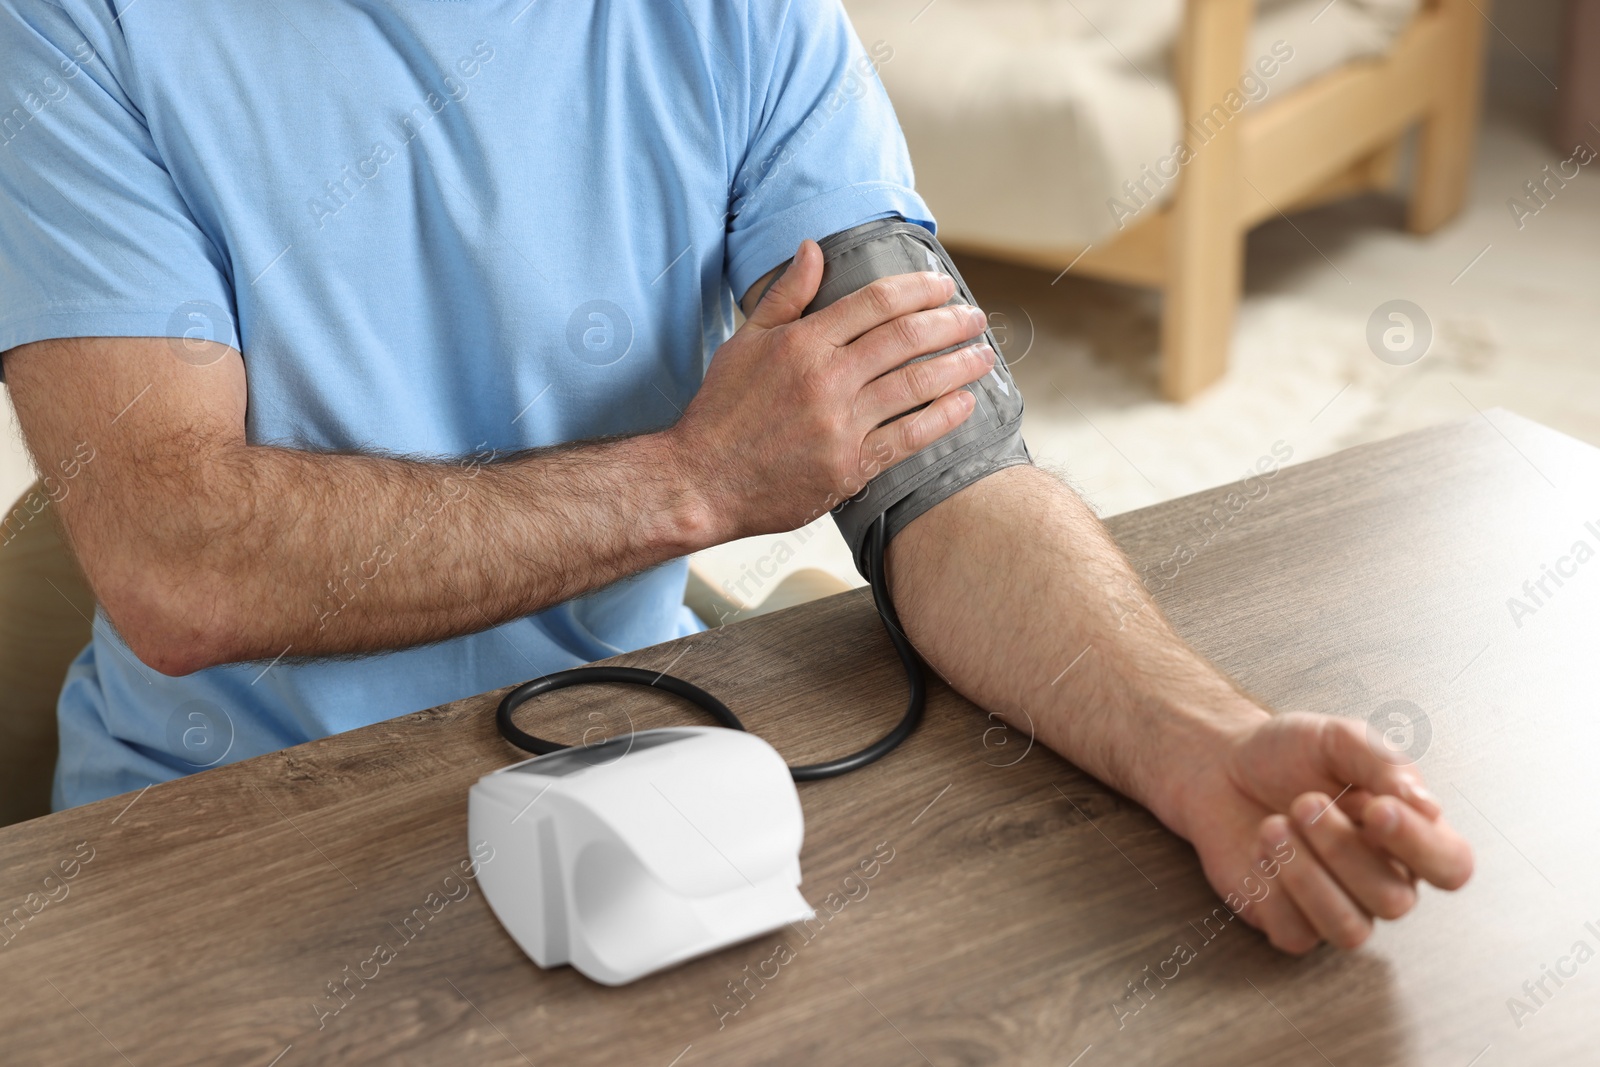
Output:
[886,465,1253,813]
[740,265,1473,954]
[885,464,1475,952]
[5,335,716,674]
[3,241,993,676]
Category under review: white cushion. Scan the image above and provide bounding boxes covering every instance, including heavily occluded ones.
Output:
[845,0,1418,248]
[1249,0,1421,97]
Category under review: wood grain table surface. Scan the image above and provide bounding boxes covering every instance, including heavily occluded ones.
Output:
[2,410,1597,1066]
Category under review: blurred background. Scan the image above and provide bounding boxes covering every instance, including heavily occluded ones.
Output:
[2,0,1592,615]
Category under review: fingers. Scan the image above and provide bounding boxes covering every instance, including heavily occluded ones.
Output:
[805,272,957,348]
[1360,794,1474,890]
[859,342,994,425]
[1263,816,1373,950]
[861,388,975,471]
[1317,716,1443,819]
[846,303,989,382]
[1291,793,1418,921]
[1247,891,1322,956]
[745,241,825,330]
[1242,817,1321,954]
[1336,787,1374,822]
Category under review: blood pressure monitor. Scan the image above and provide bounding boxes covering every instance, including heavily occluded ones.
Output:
[469,726,814,986]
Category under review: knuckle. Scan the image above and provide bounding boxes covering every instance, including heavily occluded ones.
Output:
[958,348,989,383]
[782,317,821,352]
[945,386,976,424]
[892,414,923,456]
[798,360,836,402]
[907,401,952,447]
[813,407,847,443]
[945,304,976,338]
[891,313,926,353]
[774,327,813,368]
[864,278,899,319]
[902,360,937,402]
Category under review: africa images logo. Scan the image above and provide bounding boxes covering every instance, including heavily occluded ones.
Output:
[565,300,633,367]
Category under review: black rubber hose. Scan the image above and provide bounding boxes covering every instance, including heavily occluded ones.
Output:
[495,514,925,781]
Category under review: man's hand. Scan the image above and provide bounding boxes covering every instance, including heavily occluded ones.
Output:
[1176,711,1473,953]
[672,239,994,541]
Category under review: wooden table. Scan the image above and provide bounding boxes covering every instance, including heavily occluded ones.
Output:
[2,411,1597,1066]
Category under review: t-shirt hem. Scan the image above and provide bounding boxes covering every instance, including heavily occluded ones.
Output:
[0,307,239,379]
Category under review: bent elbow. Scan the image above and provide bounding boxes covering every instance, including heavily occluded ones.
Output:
[99,576,241,677]
[127,631,222,678]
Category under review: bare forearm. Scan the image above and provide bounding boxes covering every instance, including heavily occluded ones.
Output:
[113,432,714,670]
[8,337,722,674]
[886,465,1267,835]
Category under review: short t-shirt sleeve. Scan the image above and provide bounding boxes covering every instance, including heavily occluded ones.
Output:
[0,0,236,358]
[724,0,934,301]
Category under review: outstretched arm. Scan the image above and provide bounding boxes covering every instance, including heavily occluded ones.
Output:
[884,463,1474,953]
[741,238,1472,954]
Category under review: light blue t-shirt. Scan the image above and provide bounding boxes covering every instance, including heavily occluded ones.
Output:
[0,0,930,808]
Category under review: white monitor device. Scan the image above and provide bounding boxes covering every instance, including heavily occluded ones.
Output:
[469,726,814,986]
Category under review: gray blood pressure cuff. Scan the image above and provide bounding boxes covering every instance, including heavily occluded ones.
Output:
[764,217,1032,577]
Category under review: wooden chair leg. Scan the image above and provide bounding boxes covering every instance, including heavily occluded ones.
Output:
[1161,219,1245,401]
[1161,0,1252,401]
[1409,0,1490,234]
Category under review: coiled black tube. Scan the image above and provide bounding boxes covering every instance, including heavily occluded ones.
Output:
[496,515,924,781]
